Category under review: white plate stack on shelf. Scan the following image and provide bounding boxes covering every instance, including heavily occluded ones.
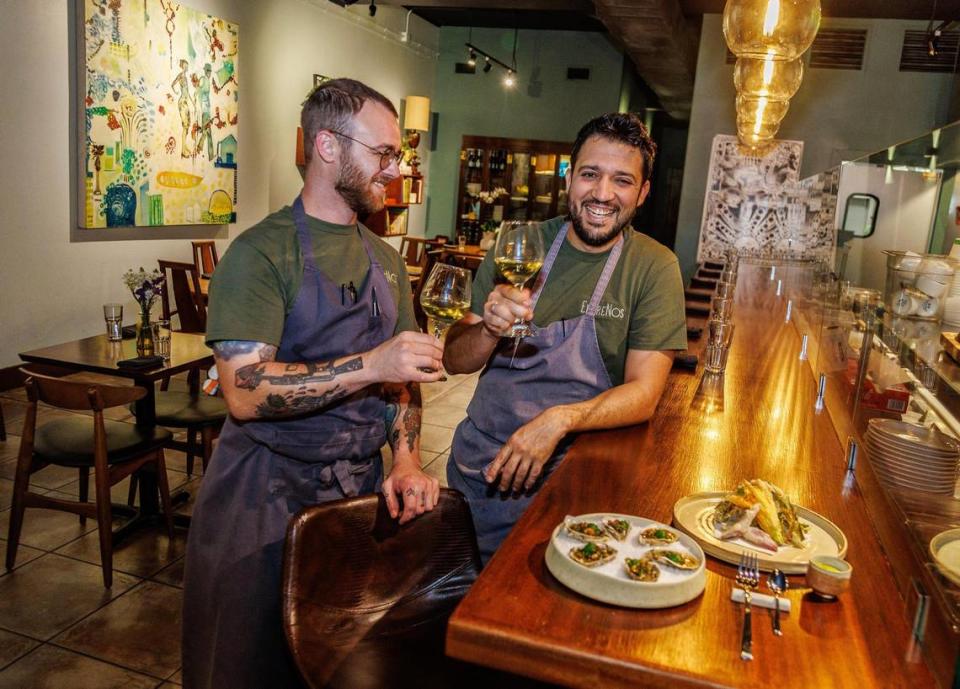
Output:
[864,418,960,494]
[944,271,960,330]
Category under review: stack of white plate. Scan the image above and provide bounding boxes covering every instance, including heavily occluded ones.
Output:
[864,419,959,494]
[945,274,960,329]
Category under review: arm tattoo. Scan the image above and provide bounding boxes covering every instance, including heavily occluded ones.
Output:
[212,340,263,361]
[384,385,403,448]
[235,356,362,390]
[255,386,348,418]
[402,384,422,453]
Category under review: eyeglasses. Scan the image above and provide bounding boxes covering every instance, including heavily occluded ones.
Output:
[328,130,403,170]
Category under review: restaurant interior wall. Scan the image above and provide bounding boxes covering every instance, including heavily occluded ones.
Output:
[673,14,955,282]
[425,26,624,237]
[0,0,438,369]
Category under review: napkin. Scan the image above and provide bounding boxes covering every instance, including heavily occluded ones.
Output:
[731,588,792,612]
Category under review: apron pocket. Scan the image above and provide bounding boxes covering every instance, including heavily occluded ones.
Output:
[268,424,384,463]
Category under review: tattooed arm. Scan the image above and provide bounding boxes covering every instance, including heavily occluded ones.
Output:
[213,331,445,421]
[380,382,439,523]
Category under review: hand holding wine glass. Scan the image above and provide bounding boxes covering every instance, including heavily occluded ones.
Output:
[493,221,545,338]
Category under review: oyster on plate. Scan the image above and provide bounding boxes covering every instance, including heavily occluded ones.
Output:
[649,549,700,570]
[624,557,660,582]
[568,542,617,568]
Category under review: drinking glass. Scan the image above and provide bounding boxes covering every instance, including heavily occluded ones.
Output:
[494,221,545,338]
[708,319,735,346]
[152,319,172,361]
[704,342,732,374]
[103,303,123,341]
[457,234,467,250]
[419,264,472,340]
[711,296,734,323]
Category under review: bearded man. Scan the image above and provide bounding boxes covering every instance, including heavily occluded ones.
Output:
[182,78,444,689]
[443,112,687,563]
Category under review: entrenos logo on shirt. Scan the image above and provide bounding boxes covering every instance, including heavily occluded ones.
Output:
[580,300,626,320]
[383,271,399,285]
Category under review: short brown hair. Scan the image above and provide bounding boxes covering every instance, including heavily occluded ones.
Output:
[570,113,657,182]
[300,78,398,162]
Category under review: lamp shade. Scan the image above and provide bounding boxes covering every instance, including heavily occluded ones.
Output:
[723,0,821,60]
[403,96,431,131]
[736,94,790,126]
[737,115,780,141]
[734,56,804,100]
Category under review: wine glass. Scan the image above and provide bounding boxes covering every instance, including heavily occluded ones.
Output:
[493,221,545,338]
[419,263,472,340]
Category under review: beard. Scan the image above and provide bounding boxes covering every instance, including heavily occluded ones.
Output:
[335,154,389,216]
[568,197,637,248]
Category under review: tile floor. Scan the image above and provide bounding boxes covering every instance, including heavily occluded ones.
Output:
[0,370,477,688]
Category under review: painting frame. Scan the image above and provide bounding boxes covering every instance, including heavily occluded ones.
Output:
[74,0,239,237]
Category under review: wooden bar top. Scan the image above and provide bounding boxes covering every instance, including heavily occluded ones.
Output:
[446,263,938,689]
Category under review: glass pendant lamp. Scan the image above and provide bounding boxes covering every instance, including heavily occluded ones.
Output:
[723,0,821,60]
[734,55,804,99]
[736,94,789,126]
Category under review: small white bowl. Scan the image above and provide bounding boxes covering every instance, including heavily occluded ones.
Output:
[917,297,941,318]
[920,259,955,276]
[897,254,923,271]
[917,275,949,298]
[891,290,918,316]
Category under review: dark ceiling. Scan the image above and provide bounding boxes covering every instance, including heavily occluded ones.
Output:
[373,0,960,120]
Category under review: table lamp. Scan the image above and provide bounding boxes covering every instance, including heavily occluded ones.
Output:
[403,95,430,173]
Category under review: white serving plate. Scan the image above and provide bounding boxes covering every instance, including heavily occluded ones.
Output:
[866,432,959,460]
[869,419,959,452]
[930,529,960,587]
[544,513,706,609]
[672,492,847,574]
[866,440,959,477]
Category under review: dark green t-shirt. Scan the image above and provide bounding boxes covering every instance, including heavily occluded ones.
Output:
[470,216,687,385]
[205,205,417,347]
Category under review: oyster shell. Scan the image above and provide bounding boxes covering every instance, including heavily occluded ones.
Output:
[568,542,617,568]
[649,549,700,570]
[624,557,660,582]
[603,518,631,541]
[564,517,608,543]
[639,526,678,546]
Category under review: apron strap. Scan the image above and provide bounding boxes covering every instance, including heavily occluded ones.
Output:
[292,196,383,271]
[530,223,625,316]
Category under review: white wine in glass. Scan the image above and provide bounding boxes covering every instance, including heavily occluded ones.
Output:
[418,264,472,382]
[494,221,545,338]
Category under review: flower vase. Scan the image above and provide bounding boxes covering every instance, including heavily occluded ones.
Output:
[136,309,154,357]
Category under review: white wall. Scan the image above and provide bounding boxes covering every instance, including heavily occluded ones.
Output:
[0,0,438,368]
[674,15,955,280]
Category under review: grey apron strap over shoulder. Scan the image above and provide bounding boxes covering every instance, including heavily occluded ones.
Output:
[448,224,625,561]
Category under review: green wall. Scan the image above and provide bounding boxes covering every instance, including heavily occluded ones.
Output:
[425,27,624,235]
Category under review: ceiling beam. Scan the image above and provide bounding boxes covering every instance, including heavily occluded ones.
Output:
[593,0,696,119]
[376,0,595,10]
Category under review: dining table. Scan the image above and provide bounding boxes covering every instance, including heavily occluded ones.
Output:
[19,331,213,537]
[445,262,938,689]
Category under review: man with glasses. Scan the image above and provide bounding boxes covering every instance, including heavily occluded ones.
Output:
[183,78,444,689]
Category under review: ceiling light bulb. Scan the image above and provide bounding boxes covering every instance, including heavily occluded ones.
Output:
[504,70,515,87]
[467,49,476,68]
[483,58,492,73]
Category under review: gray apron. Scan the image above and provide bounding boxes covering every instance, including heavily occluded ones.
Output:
[182,197,397,689]
[448,225,623,562]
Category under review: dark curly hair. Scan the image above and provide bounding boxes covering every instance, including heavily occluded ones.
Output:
[570,113,657,182]
[301,78,397,162]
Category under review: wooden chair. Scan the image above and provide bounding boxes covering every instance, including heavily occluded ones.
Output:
[282,489,485,689]
[6,371,174,587]
[191,240,219,278]
[158,259,207,333]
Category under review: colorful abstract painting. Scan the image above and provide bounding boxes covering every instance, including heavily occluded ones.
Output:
[80,0,238,228]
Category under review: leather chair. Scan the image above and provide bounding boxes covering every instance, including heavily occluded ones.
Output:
[6,371,174,587]
[283,489,507,689]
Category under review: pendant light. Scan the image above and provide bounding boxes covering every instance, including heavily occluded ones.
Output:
[734,55,804,100]
[723,0,821,61]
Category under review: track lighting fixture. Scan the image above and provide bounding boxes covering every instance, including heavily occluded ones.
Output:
[483,57,492,73]
[463,35,519,89]
[368,0,376,16]
[503,70,515,87]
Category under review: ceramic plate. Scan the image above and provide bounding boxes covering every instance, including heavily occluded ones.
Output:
[544,513,706,609]
[930,529,960,587]
[672,492,847,574]
[868,418,959,452]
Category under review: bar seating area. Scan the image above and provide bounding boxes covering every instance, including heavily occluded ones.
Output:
[6,1,960,687]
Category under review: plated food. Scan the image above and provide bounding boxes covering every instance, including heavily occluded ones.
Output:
[565,519,609,543]
[545,513,706,608]
[624,557,660,582]
[640,526,678,546]
[569,542,617,567]
[711,479,808,552]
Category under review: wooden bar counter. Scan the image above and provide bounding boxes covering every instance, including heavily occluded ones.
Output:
[446,263,938,689]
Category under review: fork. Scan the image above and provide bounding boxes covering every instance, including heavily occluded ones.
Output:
[735,552,760,661]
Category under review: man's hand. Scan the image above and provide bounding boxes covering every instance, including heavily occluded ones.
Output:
[382,460,440,524]
[480,285,534,339]
[365,331,445,383]
[484,407,572,493]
